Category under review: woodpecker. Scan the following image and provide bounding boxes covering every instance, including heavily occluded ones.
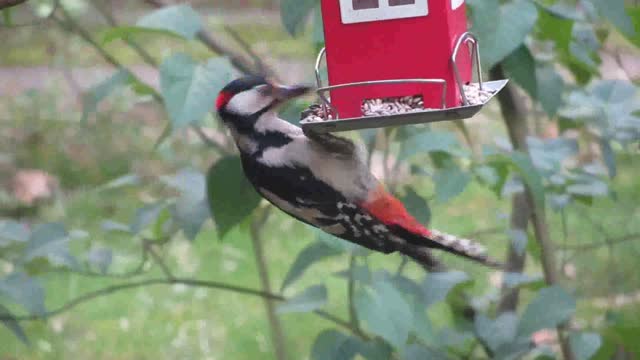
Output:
[215,76,500,268]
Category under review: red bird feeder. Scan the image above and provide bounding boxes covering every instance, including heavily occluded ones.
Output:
[300,0,508,133]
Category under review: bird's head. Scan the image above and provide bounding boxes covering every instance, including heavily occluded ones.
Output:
[215,76,311,131]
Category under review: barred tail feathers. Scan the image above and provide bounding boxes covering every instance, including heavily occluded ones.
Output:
[426,229,502,268]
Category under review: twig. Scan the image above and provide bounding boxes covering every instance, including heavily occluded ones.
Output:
[564,233,640,253]
[250,206,288,360]
[145,241,175,280]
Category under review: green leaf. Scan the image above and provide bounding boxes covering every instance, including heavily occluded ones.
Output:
[0,304,29,345]
[599,139,616,179]
[502,45,537,99]
[421,271,470,307]
[97,173,141,191]
[536,4,575,52]
[311,330,361,360]
[357,339,393,360]
[517,286,576,338]
[501,152,545,208]
[280,0,317,36]
[163,169,209,240]
[508,229,528,256]
[102,4,202,44]
[400,187,431,225]
[355,279,412,349]
[467,0,500,49]
[81,69,132,123]
[23,223,78,269]
[0,272,45,316]
[0,220,29,247]
[86,248,113,274]
[402,344,449,360]
[472,0,539,69]
[399,131,467,161]
[628,7,640,47]
[101,220,131,233]
[567,180,609,197]
[277,285,327,314]
[568,24,601,77]
[160,54,233,129]
[570,332,602,360]
[503,272,544,290]
[206,157,261,239]
[281,241,342,291]
[536,65,565,117]
[130,203,165,234]
[434,167,471,203]
[316,228,370,256]
[2,8,12,26]
[585,0,635,37]
[475,312,518,352]
[102,26,184,44]
[172,199,209,240]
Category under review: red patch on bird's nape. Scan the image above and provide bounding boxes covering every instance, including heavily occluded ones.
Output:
[216,91,233,110]
[360,184,431,237]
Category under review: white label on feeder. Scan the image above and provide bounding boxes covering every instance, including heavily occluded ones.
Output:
[340,0,428,24]
[451,0,464,10]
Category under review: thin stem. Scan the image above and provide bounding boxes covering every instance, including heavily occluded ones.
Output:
[145,242,174,280]
[395,256,409,277]
[250,206,288,360]
[347,255,359,330]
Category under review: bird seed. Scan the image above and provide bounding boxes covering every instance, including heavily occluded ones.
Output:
[300,84,496,122]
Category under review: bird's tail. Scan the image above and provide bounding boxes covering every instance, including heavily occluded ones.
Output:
[424,229,502,268]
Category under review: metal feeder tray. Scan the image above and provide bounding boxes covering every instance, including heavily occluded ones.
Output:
[301,32,509,134]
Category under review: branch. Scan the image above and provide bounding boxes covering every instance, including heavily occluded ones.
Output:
[564,233,640,253]
[1,275,361,338]
[0,0,27,10]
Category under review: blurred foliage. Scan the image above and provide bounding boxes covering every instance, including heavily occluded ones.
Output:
[0,0,639,359]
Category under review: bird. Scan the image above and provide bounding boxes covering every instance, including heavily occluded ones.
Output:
[215,76,500,269]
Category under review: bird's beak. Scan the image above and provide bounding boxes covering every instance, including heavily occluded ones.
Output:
[272,84,313,101]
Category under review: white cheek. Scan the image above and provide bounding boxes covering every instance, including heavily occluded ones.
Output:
[226,89,272,115]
